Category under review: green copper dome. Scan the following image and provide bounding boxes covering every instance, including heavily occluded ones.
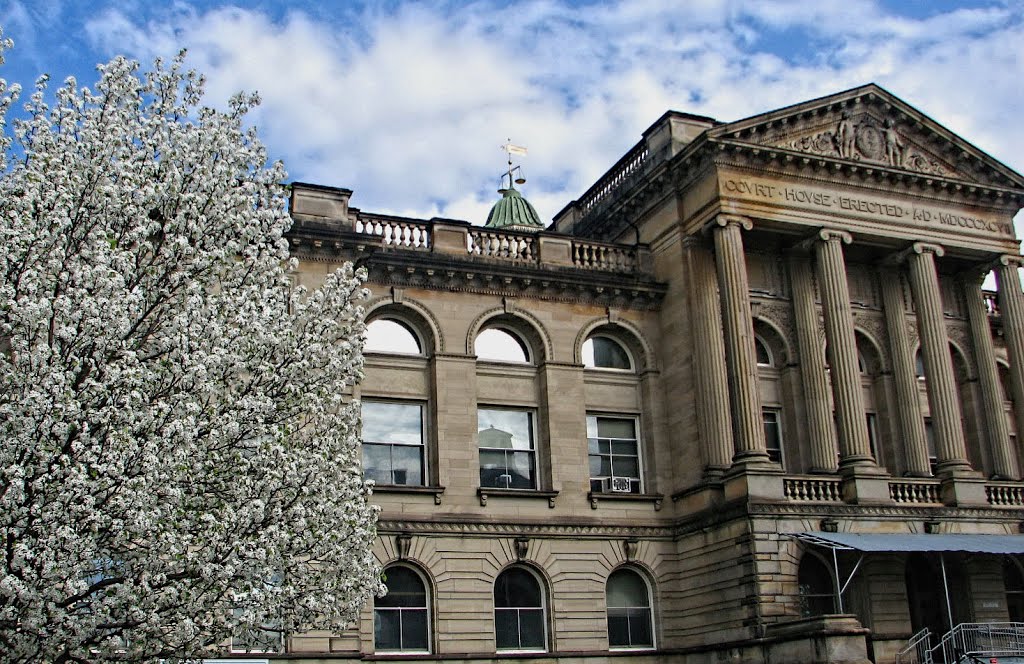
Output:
[485,186,544,231]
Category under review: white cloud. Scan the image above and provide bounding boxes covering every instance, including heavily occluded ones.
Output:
[80,0,1024,228]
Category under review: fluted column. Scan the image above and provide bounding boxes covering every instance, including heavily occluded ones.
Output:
[813,229,874,470]
[962,270,1017,479]
[712,215,769,463]
[906,243,971,475]
[996,256,1024,454]
[788,254,838,472]
[879,267,930,476]
[684,236,734,476]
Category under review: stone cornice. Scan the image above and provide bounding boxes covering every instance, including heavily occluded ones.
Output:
[376,497,1024,541]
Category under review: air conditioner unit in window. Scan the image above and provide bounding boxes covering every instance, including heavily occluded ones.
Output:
[600,477,633,493]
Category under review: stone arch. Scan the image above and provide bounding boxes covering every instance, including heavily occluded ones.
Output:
[753,316,793,366]
[365,294,444,354]
[854,327,887,376]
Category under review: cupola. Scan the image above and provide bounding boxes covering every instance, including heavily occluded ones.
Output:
[485,140,544,232]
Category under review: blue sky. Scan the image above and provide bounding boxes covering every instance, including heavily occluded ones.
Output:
[2,0,1023,226]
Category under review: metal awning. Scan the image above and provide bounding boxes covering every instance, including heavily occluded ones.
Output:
[790,532,1024,625]
[792,532,1024,554]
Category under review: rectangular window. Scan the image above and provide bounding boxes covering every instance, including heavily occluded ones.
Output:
[763,409,783,464]
[362,401,425,486]
[587,415,641,494]
[478,408,536,489]
[924,417,937,475]
[866,412,878,459]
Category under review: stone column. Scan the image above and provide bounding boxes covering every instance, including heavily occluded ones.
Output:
[996,256,1024,455]
[812,229,875,470]
[712,215,769,464]
[962,270,1017,479]
[879,267,931,476]
[906,243,971,475]
[685,236,734,476]
[788,254,837,472]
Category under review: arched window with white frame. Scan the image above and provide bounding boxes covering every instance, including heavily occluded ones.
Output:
[365,317,423,355]
[606,567,654,649]
[374,564,430,653]
[493,566,547,652]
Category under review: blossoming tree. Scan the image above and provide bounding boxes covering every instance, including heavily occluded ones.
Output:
[0,39,381,662]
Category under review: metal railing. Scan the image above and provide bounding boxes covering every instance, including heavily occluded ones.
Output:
[897,623,1024,664]
[896,627,932,664]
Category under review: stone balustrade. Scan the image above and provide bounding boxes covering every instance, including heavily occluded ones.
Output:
[889,479,942,504]
[468,229,536,261]
[986,482,1024,506]
[355,215,431,249]
[783,476,842,502]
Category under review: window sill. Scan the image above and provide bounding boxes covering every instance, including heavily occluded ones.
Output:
[371,485,446,505]
[587,491,664,511]
[477,487,559,508]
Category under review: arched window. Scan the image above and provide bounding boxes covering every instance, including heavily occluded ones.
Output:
[755,336,773,367]
[476,327,531,363]
[494,567,546,652]
[798,554,835,617]
[606,568,654,649]
[375,565,430,653]
[583,335,633,371]
[366,318,422,355]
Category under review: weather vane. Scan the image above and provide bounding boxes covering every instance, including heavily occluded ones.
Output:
[499,139,528,193]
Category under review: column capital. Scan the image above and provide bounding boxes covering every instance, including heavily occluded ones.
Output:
[911,242,945,258]
[885,242,945,266]
[998,254,1024,268]
[818,228,853,245]
[713,214,753,231]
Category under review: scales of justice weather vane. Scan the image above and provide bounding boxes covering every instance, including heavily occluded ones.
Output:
[499,139,528,192]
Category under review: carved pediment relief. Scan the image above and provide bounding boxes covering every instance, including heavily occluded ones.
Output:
[710,84,1024,191]
[767,110,955,178]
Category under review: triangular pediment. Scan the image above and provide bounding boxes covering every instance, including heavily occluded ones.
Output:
[707,84,1024,190]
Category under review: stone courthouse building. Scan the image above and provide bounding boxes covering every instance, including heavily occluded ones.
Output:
[268,84,1024,663]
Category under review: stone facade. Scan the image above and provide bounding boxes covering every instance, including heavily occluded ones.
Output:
[245,84,1024,663]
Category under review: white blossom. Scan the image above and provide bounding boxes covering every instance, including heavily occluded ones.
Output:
[0,36,381,663]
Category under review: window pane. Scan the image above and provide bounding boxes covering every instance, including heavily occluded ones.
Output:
[518,608,545,649]
[627,608,653,647]
[374,609,401,650]
[391,445,423,485]
[756,338,772,366]
[378,567,426,608]
[401,609,429,650]
[476,328,529,363]
[584,336,632,370]
[366,318,421,354]
[597,417,636,440]
[363,402,423,445]
[608,570,648,607]
[494,609,519,649]
[495,568,542,607]
[479,410,533,449]
[607,610,631,647]
[362,443,392,485]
